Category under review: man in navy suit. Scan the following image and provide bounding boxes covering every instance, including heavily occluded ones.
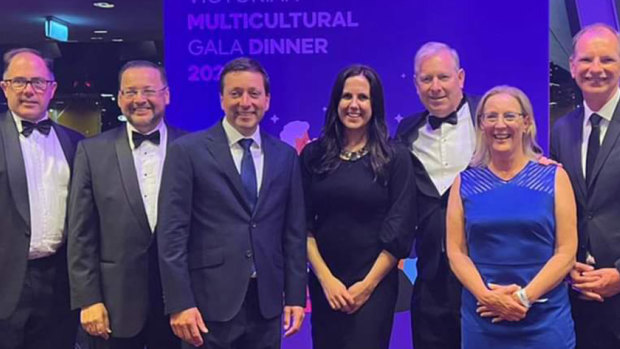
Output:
[68,61,183,349]
[157,57,306,348]
[551,23,620,349]
[0,48,81,349]
[396,42,479,349]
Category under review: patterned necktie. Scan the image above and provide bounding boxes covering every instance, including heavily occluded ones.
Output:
[21,119,52,137]
[586,113,602,183]
[238,138,257,210]
[132,130,160,148]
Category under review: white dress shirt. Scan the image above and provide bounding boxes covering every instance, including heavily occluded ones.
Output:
[412,102,476,195]
[581,88,619,178]
[12,112,70,259]
[127,120,167,232]
[222,117,264,194]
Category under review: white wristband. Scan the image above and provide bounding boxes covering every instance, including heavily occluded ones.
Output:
[515,288,531,309]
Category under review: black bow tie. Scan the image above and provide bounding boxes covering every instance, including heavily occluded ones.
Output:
[21,119,53,137]
[428,112,457,130]
[132,130,160,148]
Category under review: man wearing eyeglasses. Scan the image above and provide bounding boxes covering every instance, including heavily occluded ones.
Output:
[396,42,479,349]
[0,48,82,349]
[551,23,620,349]
[67,60,184,349]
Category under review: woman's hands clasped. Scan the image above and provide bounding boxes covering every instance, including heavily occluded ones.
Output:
[319,275,376,314]
[476,283,528,323]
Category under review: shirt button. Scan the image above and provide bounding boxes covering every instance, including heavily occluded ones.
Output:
[251,222,257,228]
[245,250,253,258]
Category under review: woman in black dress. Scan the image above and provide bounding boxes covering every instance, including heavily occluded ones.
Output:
[301,65,416,349]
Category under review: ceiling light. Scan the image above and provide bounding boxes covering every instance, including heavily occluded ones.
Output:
[111,38,124,42]
[90,37,104,40]
[93,30,108,34]
[93,2,115,9]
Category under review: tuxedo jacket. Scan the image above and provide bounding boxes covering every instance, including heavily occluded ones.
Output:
[0,111,82,319]
[67,124,186,337]
[157,122,307,321]
[551,105,620,290]
[395,95,480,281]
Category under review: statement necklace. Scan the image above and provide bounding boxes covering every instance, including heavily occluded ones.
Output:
[339,146,369,161]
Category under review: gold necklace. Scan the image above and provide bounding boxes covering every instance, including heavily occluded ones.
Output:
[339,146,369,161]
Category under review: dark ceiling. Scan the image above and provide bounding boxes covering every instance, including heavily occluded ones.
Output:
[0,0,162,44]
[0,1,164,131]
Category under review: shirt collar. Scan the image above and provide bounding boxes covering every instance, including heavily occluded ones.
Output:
[222,116,262,148]
[11,111,50,133]
[584,87,620,124]
[126,118,167,149]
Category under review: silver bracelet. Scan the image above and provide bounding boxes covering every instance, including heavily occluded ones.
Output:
[515,288,531,309]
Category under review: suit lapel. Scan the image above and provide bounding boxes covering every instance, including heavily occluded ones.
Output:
[204,124,252,214]
[254,132,277,216]
[466,95,480,126]
[567,109,588,200]
[52,123,76,169]
[0,112,30,229]
[402,113,442,199]
[114,126,151,234]
[589,104,620,189]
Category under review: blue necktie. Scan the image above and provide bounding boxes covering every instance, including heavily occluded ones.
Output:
[238,139,257,211]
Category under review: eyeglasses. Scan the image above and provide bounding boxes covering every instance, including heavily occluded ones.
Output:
[120,86,168,99]
[2,77,55,93]
[480,112,524,124]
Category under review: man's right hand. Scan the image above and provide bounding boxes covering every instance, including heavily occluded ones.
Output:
[171,307,209,347]
[81,302,112,340]
[570,262,604,302]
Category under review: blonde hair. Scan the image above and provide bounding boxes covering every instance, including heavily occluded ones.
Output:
[470,85,542,167]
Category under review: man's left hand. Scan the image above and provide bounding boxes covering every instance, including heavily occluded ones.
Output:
[574,268,620,298]
[283,305,305,337]
[537,156,562,167]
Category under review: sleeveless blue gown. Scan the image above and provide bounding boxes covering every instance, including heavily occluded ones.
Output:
[459,161,575,348]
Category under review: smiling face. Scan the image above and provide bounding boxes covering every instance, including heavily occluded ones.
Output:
[0,52,57,121]
[220,71,270,136]
[415,49,465,117]
[570,27,620,108]
[117,66,169,133]
[338,74,372,135]
[480,92,530,157]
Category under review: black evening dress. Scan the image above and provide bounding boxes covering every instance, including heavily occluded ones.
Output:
[300,141,416,349]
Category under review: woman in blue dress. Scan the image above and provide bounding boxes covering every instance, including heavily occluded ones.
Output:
[446,85,577,348]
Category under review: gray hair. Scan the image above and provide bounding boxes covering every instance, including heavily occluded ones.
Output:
[3,48,55,80]
[571,23,620,58]
[470,85,542,167]
[414,41,460,75]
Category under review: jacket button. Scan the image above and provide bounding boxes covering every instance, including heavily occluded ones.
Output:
[245,250,253,258]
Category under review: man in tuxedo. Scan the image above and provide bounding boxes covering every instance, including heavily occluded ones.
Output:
[157,57,306,349]
[396,42,478,349]
[551,23,620,349]
[0,48,81,349]
[67,60,184,349]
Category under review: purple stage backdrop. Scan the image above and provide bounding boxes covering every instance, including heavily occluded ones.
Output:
[163,0,549,347]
